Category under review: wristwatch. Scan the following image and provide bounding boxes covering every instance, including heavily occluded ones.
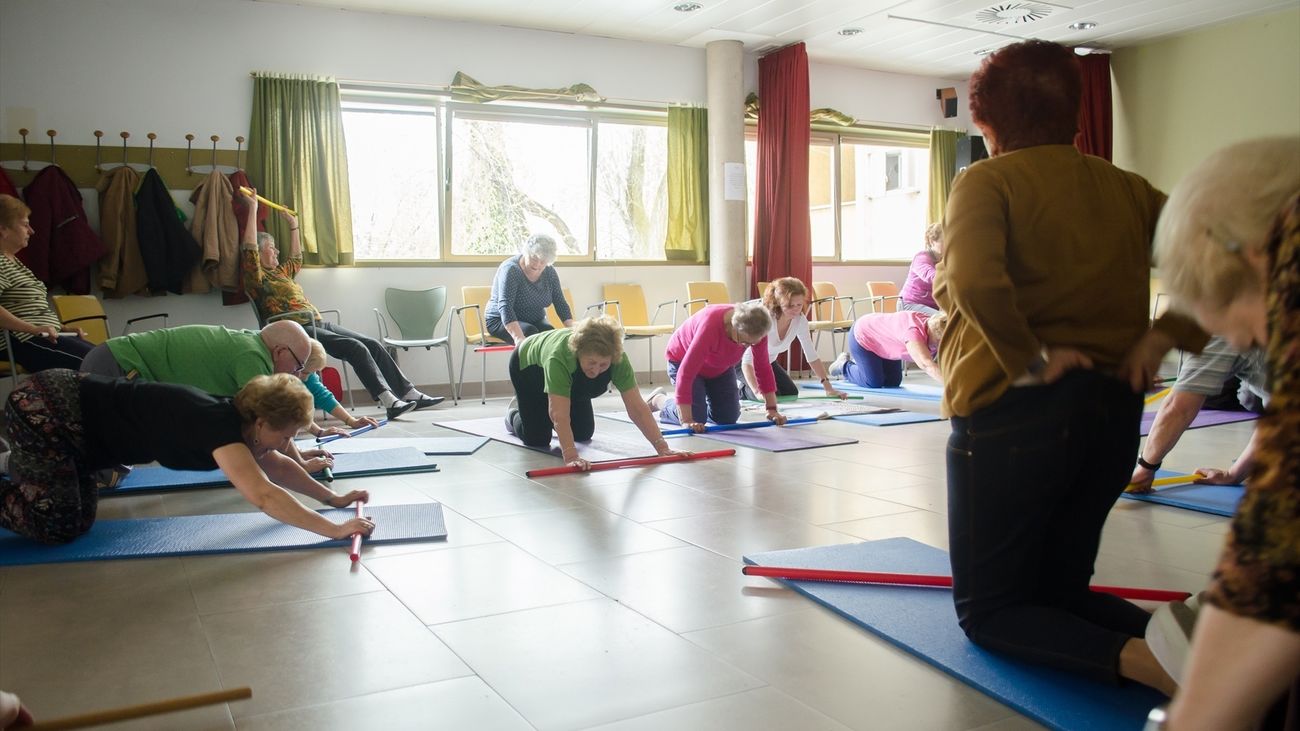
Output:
[1137,456,1162,471]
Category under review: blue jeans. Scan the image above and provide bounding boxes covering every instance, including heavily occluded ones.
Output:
[946,370,1148,684]
[659,360,741,426]
[843,335,902,388]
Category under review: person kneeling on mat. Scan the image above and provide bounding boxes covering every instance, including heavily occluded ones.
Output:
[505,316,688,472]
[829,310,946,388]
[0,370,373,545]
[647,301,786,433]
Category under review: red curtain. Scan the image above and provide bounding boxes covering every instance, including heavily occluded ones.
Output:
[752,43,813,369]
[1074,53,1112,160]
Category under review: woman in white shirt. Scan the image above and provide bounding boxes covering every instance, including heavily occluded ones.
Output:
[737,277,847,401]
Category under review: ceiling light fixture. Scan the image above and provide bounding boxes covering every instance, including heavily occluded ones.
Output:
[838,27,864,36]
[1069,21,1097,30]
[673,2,703,12]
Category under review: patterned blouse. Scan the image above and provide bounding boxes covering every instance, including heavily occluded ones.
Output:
[1205,193,1300,631]
[241,248,319,326]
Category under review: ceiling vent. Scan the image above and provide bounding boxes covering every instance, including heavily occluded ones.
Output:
[974,2,1052,25]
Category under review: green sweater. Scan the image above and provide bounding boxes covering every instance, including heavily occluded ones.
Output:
[517,327,636,397]
[106,325,273,397]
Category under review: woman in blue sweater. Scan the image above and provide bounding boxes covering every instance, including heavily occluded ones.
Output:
[485,234,573,345]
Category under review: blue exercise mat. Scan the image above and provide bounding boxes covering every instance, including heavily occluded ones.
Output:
[744,538,1164,731]
[108,448,439,494]
[831,410,944,427]
[0,503,446,566]
[1120,469,1243,517]
[799,381,943,401]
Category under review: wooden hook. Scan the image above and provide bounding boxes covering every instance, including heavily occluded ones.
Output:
[147,132,157,167]
[18,128,29,171]
[185,134,195,173]
[46,129,56,164]
[120,131,130,165]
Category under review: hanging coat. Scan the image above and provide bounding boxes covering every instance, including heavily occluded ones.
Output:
[20,165,105,294]
[188,169,240,291]
[0,168,18,198]
[221,170,266,306]
[96,166,148,298]
[135,168,201,295]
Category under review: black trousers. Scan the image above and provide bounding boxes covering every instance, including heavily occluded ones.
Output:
[506,348,610,448]
[313,320,412,400]
[946,370,1149,684]
[486,316,552,346]
[7,334,95,372]
[736,361,799,401]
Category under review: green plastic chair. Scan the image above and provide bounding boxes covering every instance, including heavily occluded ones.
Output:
[373,286,455,403]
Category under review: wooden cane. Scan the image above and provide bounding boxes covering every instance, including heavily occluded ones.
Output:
[27,687,251,730]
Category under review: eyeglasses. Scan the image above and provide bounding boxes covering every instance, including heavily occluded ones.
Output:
[283,346,306,373]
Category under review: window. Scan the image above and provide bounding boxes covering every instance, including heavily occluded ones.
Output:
[341,106,441,261]
[595,121,668,260]
[744,130,929,262]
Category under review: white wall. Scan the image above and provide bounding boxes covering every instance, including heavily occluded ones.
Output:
[1,0,962,394]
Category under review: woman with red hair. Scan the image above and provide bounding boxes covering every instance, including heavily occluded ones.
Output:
[935,40,1207,695]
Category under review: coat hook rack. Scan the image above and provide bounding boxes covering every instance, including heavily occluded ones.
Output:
[94,130,154,173]
[186,133,242,175]
[0,128,56,173]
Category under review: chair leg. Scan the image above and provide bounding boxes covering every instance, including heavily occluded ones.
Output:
[480,353,487,405]
[457,342,469,402]
[646,339,653,384]
[443,344,457,406]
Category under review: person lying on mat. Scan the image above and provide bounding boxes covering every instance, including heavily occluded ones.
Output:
[1128,335,1268,493]
[485,233,573,345]
[300,339,380,439]
[79,320,336,474]
[0,370,373,546]
[1142,136,1299,731]
[505,316,687,471]
[827,310,945,389]
[899,222,943,316]
[240,189,441,420]
[646,301,784,433]
[737,277,847,401]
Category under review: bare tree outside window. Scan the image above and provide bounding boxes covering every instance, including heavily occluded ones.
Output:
[596,122,667,260]
[342,109,440,260]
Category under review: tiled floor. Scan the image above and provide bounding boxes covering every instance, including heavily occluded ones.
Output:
[0,374,1249,730]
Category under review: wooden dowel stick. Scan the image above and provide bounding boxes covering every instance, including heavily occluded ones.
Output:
[349,501,367,562]
[526,449,735,478]
[741,566,1191,602]
[27,687,251,731]
[238,186,298,216]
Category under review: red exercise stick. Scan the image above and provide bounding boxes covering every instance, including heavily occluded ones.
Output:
[349,501,367,562]
[475,344,515,353]
[526,449,736,478]
[741,565,1192,603]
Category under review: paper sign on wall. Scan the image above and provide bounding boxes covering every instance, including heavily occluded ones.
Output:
[724,162,746,201]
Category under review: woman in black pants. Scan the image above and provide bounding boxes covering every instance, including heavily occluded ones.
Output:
[505,316,683,471]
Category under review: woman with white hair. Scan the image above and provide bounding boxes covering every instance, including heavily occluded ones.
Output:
[1139,136,1299,731]
[647,301,786,432]
[485,233,573,345]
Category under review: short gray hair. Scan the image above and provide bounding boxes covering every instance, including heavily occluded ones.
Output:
[257,231,276,250]
[1154,136,1300,310]
[521,234,558,265]
[731,300,773,340]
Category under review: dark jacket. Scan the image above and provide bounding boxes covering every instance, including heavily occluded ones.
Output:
[135,168,201,295]
[19,165,105,294]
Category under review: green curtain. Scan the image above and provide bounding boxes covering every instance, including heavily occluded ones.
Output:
[449,72,604,104]
[664,107,709,263]
[928,129,963,225]
[248,74,354,266]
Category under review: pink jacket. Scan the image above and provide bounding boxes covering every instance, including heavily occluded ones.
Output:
[666,304,775,403]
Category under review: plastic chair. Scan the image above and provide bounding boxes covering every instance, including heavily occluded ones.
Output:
[683,281,730,316]
[808,281,858,357]
[756,281,770,299]
[373,286,455,405]
[1,329,29,390]
[51,295,168,345]
[545,288,577,329]
[451,285,513,404]
[595,284,678,383]
[865,281,902,313]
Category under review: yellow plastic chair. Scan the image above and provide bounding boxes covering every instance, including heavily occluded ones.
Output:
[51,294,168,345]
[451,285,513,404]
[1,329,29,390]
[756,281,770,299]
[865,281,902,313]
[683,281,730,316]
[808,281,858,357]
[545,288,578,329]
[597,284,678,383]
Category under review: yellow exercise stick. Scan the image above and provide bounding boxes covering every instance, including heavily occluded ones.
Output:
[1144,387,1172,405]
[238,186,298,216]
[1125,473,1198,493]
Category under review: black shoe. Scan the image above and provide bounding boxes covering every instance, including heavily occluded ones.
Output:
[409,395,445,410]
[386,400,418,420]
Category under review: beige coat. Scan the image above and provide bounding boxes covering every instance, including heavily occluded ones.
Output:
[96,166,148,298]
[187,169,241,292]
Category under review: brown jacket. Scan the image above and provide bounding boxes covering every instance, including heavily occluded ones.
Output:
[187,169,241,291]
[96,166,148,298]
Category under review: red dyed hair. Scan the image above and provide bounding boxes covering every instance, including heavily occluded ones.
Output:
[968,40,1081,154]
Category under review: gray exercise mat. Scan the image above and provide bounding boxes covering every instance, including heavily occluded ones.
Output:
[440,416,657,462]
[296,436,488,455]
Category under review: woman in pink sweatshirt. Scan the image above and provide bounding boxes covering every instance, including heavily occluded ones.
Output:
[830,310,946,388]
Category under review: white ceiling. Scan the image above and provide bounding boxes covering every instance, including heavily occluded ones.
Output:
[259,0,1298,79]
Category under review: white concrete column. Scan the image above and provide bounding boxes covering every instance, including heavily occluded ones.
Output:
[705,39,747,301]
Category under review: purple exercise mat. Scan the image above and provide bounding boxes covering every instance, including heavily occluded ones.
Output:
[439,416,656,462]
[1139,409,1257,436]
[695,424,858,452]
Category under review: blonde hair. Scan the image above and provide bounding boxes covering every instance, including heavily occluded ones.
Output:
[926,311,948,342]
[234,373,313,429]
[303,339,327,373]
[731,300,773,340]
[924,223,943,261]
[568,315,624,361]
[1154,137,1300,310]
[0,194,31,229]
[762,277,808,319]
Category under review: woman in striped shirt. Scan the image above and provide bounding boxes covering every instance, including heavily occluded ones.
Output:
[0,194,94,372]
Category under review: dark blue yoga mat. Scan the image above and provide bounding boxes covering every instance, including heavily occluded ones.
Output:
[800,381,943,401]
[1120,470,1243,517]
[108,448,439,494]
[0,503,446,566]
[744,538,1164,731]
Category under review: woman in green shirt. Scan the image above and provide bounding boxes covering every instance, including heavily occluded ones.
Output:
[506,316,686,471]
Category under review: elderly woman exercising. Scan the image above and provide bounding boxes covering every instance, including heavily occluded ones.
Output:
[485,233,573,345]
[0,370,373,545]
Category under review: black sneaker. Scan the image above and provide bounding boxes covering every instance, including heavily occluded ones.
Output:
[386,400,418,420]
[410,395,445,410]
